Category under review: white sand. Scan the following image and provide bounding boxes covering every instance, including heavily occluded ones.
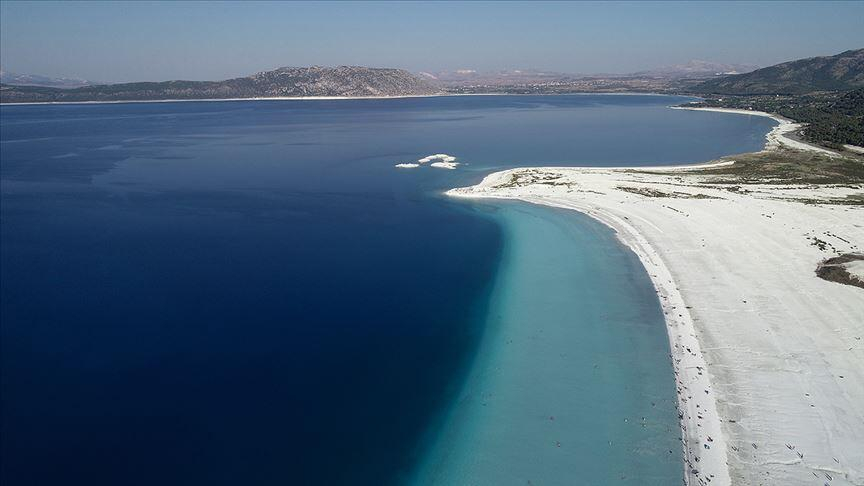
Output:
[672,106,840,157]
[418,154,457,164]
[0,93,449,106]
[448,148,864,483]
[398,154,460,170]
[429,161,458,169]
[1,92,672,107]
[843,260,864,282]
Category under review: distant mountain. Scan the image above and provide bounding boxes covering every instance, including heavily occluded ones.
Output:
[0,66,441,103]
[0,70,97,88]
[635,60,759,79]
[693,49,864,95]
[422,69,573,86]
[428,61,759,88]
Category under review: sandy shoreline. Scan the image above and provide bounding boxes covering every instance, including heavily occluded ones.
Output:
[671,106,840,156]
[0,93,453,106]
[447,113,863,484]
[0,91,677,107]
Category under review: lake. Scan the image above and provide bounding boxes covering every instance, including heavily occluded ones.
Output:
[0,95,774,485]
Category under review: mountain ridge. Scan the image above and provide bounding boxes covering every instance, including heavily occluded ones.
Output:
[634,60,759,78]
[693,48,864,95]
[0,66,441,103]
[0,69,98,88]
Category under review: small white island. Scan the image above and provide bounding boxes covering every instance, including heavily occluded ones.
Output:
[396,153,460,169]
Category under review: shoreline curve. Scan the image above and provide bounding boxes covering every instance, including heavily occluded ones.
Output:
[446,108,863,485]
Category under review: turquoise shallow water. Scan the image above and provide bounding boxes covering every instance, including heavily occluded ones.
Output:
[413,202,682,485]
[1,95,774,485]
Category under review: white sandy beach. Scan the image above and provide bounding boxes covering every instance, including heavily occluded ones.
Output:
[672,106,840,156]
[448,115,864,485]
[0,93,454,106]
[0,91,681,107]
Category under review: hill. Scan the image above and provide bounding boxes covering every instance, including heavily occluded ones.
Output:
[634,60,758,78]
[0,66,441,103]
[693,49,864,95]
[0,70,97,88]
[686,88,864,149]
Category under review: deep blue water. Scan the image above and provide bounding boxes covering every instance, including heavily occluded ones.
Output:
[0,95,774,485]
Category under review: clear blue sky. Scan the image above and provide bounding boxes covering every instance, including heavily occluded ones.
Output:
[1,1,862,82]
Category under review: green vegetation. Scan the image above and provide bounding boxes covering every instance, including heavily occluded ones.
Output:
[0,66,440,103]
[693,48,864,95]
[693,149,864,186]
[497,170,571,188]
[687,89,864,148]
[615,186,721,199]
[688,49,864,150]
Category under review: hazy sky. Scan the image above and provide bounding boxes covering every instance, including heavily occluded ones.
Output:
[1,1,862,83]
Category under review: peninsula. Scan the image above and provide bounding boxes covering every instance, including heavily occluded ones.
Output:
[448,110,864,485]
